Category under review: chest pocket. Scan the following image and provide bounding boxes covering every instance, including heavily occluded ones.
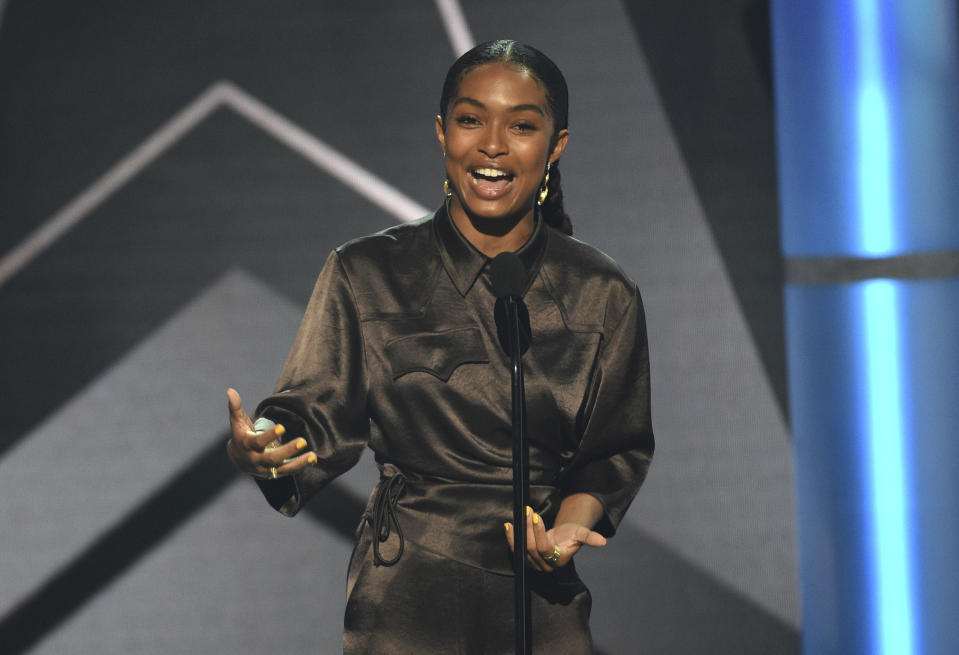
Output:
[385,326,489,382]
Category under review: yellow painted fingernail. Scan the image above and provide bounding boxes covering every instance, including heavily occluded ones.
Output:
[504,523,510,532]
[526,506,531,517]
[275,424,286,436]
[533,513,539,525]
[307,453,317,464]
[296,438,307,449]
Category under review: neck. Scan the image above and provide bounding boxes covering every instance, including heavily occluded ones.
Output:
[448,198,535,258]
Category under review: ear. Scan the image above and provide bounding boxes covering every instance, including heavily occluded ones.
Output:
[548,128,570,165]
[435,115,447,153]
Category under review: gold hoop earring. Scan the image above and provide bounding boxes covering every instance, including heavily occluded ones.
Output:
[537,164,552,206]
[443,179,453,197]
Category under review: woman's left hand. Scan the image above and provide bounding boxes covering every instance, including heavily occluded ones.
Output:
[504,507,607,572]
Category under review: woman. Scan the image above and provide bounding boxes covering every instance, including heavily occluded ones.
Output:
[227,40,653,653]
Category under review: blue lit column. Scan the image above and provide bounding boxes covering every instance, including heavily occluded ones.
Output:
[772,2,959,654]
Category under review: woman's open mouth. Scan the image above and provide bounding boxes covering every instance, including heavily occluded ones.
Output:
[469,167,515,199]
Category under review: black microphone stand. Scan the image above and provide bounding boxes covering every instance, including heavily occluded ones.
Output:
[490,251,533,655]
[505,293,532,655]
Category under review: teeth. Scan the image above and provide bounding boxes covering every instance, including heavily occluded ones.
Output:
[474,168,509,179]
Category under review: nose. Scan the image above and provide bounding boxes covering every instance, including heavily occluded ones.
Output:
[478,124,508,158]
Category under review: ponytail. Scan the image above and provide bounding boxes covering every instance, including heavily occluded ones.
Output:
[540,162,572,236]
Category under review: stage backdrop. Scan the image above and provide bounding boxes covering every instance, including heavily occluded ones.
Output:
[0,1,798,653]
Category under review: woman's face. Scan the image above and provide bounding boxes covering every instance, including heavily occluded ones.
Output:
[436,62,568,229]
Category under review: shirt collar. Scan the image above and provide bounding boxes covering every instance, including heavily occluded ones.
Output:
[433,201,548,297]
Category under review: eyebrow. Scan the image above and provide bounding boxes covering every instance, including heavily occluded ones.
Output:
[451,97,546,117]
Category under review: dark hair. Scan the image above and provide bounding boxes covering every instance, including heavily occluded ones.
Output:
[439,40,573,235]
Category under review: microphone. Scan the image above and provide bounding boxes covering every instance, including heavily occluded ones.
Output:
[490,252,532,356]
[490,251,527,298]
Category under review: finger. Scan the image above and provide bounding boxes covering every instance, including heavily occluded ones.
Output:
[531,509,563,571]
[271,450,318,477]
[257,434,309,467]
[226,388,253,434]
[525,507,547,571]
[249,424,289,451]
[584,530,607,548]
[504,522,514,552]
[532,510,552,558]
[566,524,607,548]
[231,422,279,454]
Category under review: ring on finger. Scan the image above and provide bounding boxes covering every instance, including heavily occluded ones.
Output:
[545,545,561,564]
[270,466,278,479]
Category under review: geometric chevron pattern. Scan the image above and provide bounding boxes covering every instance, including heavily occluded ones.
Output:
[0,1,798,652]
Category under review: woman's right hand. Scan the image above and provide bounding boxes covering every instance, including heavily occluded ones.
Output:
[226,387,317,478]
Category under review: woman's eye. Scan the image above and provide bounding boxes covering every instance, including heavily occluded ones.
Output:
[513,122,538,132]
[455,115,480,126]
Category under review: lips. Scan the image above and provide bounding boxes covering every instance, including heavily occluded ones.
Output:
[469,167,515,199]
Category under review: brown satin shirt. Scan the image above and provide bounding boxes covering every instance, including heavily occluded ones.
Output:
[254,204,653,574]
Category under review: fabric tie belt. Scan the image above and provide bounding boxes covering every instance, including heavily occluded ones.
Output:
[362,462,562,573]
[365,469,407,566]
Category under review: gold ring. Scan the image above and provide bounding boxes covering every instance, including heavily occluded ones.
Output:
[545,545,561,564]
[270,467,278,479]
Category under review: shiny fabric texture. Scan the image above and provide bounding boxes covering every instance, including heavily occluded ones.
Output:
[254,205,654,652]
[344,525,593,655]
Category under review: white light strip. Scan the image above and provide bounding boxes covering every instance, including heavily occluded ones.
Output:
[434,0,475,56]
[0,81,429,288]
[0,84,224,287]
[862,279,915,655]
[218,82,428,223]
[854,0,895,255]
[851,1,916,648]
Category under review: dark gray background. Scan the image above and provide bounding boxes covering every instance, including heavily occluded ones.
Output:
[0,1,798,652]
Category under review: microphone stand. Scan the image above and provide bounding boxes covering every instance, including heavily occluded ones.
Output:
[490,250,533,655]
[505,294,532,655]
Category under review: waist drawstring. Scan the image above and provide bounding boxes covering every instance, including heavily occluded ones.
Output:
[366,473,407,566]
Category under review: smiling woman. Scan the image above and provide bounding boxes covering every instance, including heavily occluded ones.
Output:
[226,40,654,654]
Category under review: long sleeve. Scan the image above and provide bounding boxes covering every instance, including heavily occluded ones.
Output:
[561,284,654,537]
[253,250,371,516]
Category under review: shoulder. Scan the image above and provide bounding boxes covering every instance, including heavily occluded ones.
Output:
[329,213,440,315]
[546,229,636,288]
[335,214,434,266]
[541,228,640,332]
